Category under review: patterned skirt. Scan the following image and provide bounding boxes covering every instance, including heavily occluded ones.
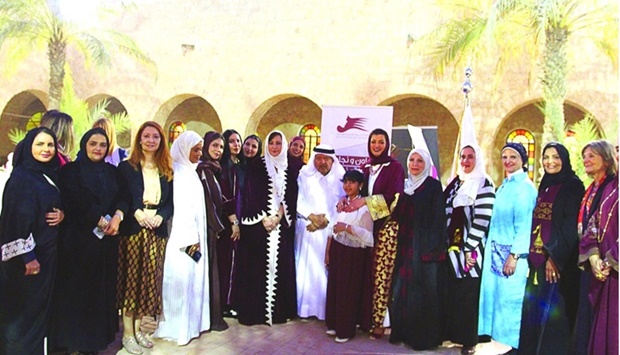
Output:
[117,228,166,317]
[372,219,398,327]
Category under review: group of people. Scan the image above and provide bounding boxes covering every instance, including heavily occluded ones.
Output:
[0,110,617,355]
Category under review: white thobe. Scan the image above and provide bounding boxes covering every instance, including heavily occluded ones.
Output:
[295,170,344,320]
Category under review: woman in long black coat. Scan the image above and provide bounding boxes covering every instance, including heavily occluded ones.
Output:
[389,148,446,350]
[234,130,302,326]
[0,127,64,354]
[51,128,123,353]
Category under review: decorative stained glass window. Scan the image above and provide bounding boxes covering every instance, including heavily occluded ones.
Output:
[506,129,535,180]
[168,121,186,147]
[299,124,321,163]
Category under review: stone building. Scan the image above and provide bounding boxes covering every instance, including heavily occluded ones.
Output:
[0,0,617,185]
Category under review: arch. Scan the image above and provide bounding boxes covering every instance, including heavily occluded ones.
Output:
[0,90,48,163]
[379,94,459,184]
[85,94,131,147]
[490,99,599,185]
[154,94,221,144]
[246,94,322,142]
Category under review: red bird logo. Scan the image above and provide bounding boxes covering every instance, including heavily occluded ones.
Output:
[337,116,367,133]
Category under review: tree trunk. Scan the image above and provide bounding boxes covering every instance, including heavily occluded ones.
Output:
[541,26,568,146]
[48,26,66,110]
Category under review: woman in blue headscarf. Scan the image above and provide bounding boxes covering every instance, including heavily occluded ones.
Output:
[478,143,537,353]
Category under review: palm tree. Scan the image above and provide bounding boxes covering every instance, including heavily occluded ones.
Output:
[0,0,154,109]
[415,0,617,146]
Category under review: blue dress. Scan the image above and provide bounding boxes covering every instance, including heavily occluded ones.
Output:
[478,171,537,348]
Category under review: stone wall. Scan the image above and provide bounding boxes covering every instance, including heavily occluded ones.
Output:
[0,0,617,183]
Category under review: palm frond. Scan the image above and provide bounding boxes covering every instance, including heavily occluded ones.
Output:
[88,98,112,121]
[565,114,604,184]
[74,29,155,70]
[108,111,132,134]
[7,128,26,145]
[418,16,488,79]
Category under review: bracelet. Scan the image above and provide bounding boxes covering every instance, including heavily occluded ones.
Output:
[114,211,124,221]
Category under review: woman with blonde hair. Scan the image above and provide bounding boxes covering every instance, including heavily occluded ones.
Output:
[40,109,74,165]
[578,140,618,355]
[116,121,173,354]
[92,117,128,166]
[573,139,618,354]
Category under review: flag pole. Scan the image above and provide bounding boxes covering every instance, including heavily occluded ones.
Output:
[450,67,474,179]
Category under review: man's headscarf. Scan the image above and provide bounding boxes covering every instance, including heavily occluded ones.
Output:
[300,144,345,178]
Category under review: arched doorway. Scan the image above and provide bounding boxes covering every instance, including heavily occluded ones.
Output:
[379,94,459,184]
[0,91,47,164]
[491,100,598,185]
[86,94,131,148]
[246,94,322,145]
[154,95,222,146]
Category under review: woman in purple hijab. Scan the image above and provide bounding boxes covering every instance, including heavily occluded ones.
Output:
[341,128,405,338]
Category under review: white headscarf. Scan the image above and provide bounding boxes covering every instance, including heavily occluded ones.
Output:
[264,130,288,201]
[170,131,203,171]
[404,148,432,195]
[168,130,205,249]
[454,144,490,207]
[300,144,345,178]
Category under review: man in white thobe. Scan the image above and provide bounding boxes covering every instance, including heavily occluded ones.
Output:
[295,144,345,320]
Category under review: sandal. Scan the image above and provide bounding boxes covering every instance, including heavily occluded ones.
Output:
[121,336,143,355]
[135,331,154,348]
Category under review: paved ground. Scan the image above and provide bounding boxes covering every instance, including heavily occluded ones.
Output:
[97,317,511,355]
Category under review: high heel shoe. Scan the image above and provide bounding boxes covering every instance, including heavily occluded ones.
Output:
[121,336,143,355]
[135,331,154,348]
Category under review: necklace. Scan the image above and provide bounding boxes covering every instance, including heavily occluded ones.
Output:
[598,187,618,243]
[144,160,157,170]
[347,195,361,202]
[369,164,383,176]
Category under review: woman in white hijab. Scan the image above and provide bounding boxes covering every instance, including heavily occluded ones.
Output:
[153,131,211,345]
[234,130,303,326]
[388,148,446,350]
[443,144,496,355]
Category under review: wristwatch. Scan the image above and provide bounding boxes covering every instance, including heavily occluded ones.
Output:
[511,253,528,260]
[232,219,239,226]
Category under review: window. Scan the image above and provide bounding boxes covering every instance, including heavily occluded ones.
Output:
[299,124,321,163]
[168,121,186,147]
[506,129,535,180]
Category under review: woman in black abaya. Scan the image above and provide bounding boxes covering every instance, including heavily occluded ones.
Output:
[52,128,123,353]
[0,127,64,354]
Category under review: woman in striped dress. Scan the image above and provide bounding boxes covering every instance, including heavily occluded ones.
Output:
[443,144,495,355]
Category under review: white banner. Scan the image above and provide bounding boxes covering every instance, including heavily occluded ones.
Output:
[320,105,393,170]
